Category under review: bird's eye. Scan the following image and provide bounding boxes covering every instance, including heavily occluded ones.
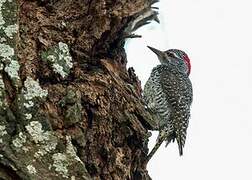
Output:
[167,52,176,57]
[168,52,180,59]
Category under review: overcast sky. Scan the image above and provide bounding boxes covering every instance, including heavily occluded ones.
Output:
[125,0,252,179]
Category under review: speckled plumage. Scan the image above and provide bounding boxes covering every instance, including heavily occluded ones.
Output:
[144,47,193,161]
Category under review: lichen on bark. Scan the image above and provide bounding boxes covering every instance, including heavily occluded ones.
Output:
[0,0,158,179]
[41,42,73,78]
[0,0,20,88]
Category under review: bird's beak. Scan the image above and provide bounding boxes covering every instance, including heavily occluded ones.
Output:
[147,46,164,58]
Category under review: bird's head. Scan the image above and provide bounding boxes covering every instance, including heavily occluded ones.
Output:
[147,46,191,75]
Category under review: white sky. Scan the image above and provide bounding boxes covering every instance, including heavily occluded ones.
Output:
[125,0,252,179]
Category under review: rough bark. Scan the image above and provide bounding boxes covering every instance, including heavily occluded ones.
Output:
[0,0,158,179]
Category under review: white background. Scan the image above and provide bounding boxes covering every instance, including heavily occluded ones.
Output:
[125,0,252,179]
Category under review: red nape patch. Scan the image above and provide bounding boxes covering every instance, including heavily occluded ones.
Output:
[184,55,191,75]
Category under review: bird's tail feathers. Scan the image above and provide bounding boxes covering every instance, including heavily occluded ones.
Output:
[165,131,175,147]
[177,137,183,156]
[176,132,185,156]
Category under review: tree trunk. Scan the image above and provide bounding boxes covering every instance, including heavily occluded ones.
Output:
[0,0,158,179]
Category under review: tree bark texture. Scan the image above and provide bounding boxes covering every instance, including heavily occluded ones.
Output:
[0,0,158,179]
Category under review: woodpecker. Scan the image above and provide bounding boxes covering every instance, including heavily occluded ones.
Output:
[143,46,193,162]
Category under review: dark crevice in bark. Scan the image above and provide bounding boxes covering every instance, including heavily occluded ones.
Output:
[0,164,21,180]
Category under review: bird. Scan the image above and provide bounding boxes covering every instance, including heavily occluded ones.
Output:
[143,46,193,162]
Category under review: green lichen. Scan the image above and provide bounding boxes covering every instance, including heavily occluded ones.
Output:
[23,101,34,109]
[41,42,73,78]
[16,76,48,122]
[0,0,20,88]
[25,121,58,158]
[0,1,4,26]
[25,121,52,143]
[0,43,14,57]
[4,24,18,38]
[0,74,6,108]
[65,136,83,163]
[64,103,82,127]
[23,77,48,110]
[59,89,82,127]
[52,153,69,178]
[51,136,84,178]
[27,164,37,174]
[23,77,48,101]
[0,43,20,84]
[0,0,18,30]
[59,89,78,106]
[34,140,57,158]
[0,37,5,42]
[0,124,7,143]
[12,132,27,149]
[25,113,32,120]
[4,55,20,79]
